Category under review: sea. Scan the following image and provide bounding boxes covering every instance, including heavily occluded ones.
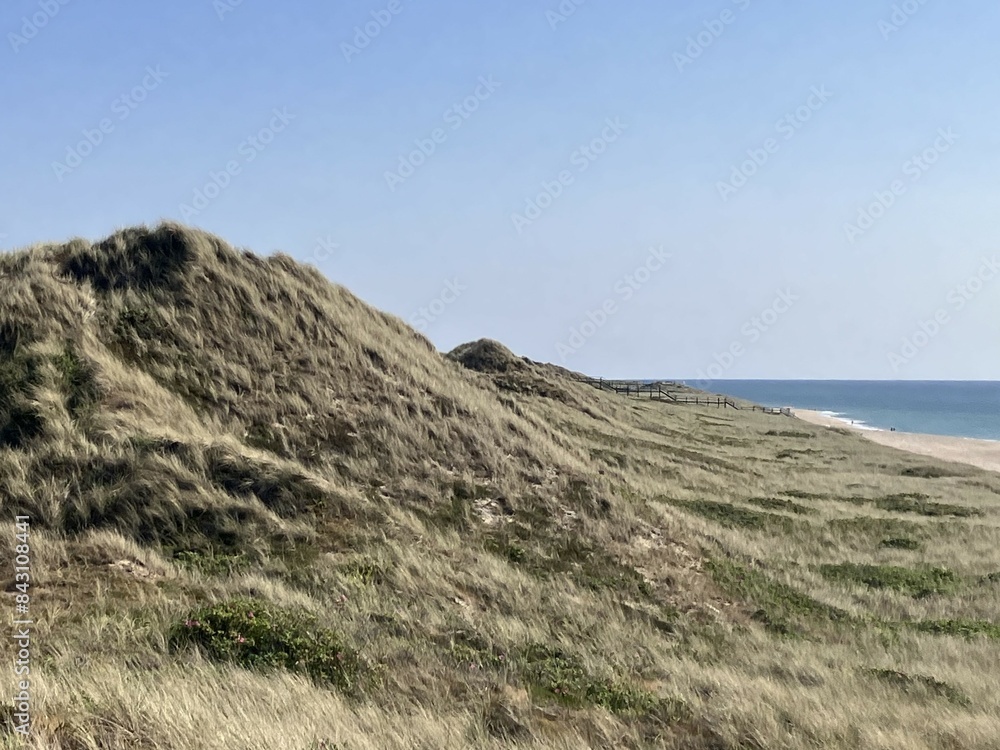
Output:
[684,381,1000,441]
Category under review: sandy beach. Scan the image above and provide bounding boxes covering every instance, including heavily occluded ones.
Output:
[792,409,1000,475]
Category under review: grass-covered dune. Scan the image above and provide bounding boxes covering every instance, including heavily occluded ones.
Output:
[2,224,999,749]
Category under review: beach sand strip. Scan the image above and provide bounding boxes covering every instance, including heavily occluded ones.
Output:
[792,409,1000,475]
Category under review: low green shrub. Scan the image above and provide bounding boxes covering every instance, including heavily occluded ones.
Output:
[867,668,971,706]
[671,499,795,532]
[706,558,849,637]
[817,563,959,598]
[169,597,362,692]
[520,643,663,715]
[744,497,814,515]
[765,430,814,439]
[874,494,980,518]
[911,619,1000,639]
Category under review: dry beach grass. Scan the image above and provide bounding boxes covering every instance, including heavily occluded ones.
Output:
[1,224,999,749]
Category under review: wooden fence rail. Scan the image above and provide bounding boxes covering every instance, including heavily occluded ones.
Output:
[571,376,790,415]
[749,406,793,416]
[571,377,741,409]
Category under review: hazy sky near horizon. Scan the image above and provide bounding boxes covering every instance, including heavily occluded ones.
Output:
[4,0,999,380]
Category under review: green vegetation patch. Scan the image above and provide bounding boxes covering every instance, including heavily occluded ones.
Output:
[110,304,175,364]
[669,499,795,532]
[590,447,628,469]
[744,496,815,515]
[546,535,653,598]
[866,668,971,707]
[827,516,924,540]
[879,537,921,551]
[776,448,820,459]
[486,536,528,565]
[205,447,330,518]
[444,629,510,672]
[172,548,256,576]
[115,304,167,341]
[874,493,981,518]
[911,619,1000,640]
[169,597,363,692]
[706,558,849,637]
[0,340,45,448]
[486,532,654,601]
[519,643,685,719]
[902,465,965,479]
[563,477,614,517]
[451,479,493,500]
[53,343,101,420]
[338,558,389,587]
[442,633,688,723]
[422,479,495,532]
[765,430,814,439]
[817,563,960,598]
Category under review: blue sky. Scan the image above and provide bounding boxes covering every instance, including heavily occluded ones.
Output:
[4,0,999,379]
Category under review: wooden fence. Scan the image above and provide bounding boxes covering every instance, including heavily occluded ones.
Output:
[571,377,741,409]
[572,376,790,415]
[749,406,793,416]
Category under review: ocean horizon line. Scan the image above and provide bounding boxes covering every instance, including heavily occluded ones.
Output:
[663,380,1000,442]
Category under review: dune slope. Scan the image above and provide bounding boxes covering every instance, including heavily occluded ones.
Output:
[2,225,999,750]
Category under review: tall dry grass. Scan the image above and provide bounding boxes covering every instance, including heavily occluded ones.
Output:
[1,224,999,748]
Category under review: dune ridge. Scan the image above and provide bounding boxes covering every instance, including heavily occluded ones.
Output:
[2,224,1000,749]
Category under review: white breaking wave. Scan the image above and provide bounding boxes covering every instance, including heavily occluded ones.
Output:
[819,410,883,431]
